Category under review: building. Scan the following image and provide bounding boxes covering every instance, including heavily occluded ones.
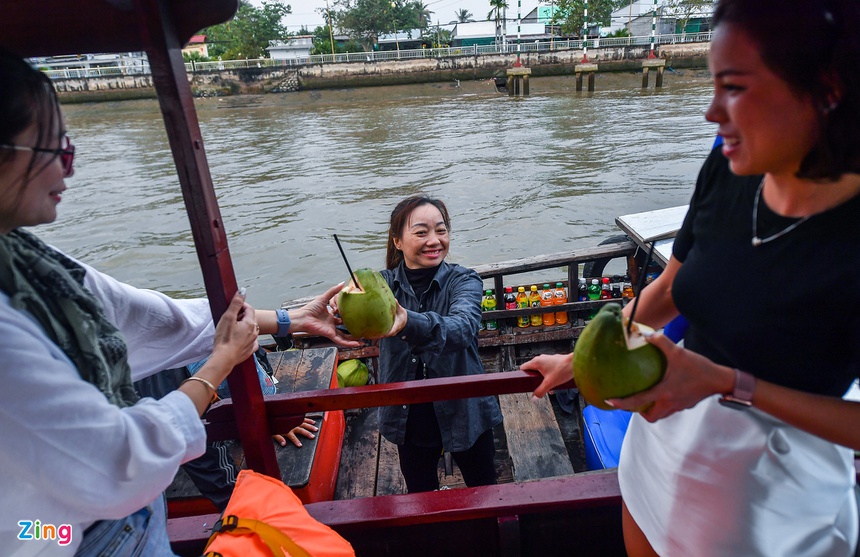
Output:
[267,35,314,60]
[605,0,714,36]
[181,34,208,58]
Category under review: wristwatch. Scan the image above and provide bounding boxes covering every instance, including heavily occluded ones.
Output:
[718,368,756,410]
[275,308,292,338]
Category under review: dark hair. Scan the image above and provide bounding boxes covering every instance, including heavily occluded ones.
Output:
[712,0,860,180]
[385,195,451,270]
[0,48,64,195]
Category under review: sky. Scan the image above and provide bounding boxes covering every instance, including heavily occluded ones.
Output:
[270,0,544,32]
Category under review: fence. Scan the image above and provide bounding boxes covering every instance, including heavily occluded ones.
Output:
[40,31,712,79]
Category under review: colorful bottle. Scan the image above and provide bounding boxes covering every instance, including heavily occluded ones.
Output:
[622,281,635,300]
[541,283,556,326]
[529,285,542,327]
[600,277,612,300]
[503,286,516,311]
[587,278,600,300]
[577,277,588,301]
[481,289,497,331]
[516,286,530,328]
[553,282,568,324]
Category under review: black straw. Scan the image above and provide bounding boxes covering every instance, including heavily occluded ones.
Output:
[333,234,360,290]
[627,240,656,334]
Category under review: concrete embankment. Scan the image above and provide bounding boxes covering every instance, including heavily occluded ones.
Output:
[54,42,709,103]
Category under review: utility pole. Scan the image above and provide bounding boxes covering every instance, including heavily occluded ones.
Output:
[326,0,335,56]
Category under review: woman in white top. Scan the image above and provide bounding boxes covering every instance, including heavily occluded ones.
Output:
[0,48,356,556]
[522,0,860,555]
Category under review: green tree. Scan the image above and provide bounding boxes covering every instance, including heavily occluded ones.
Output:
[550,0,625,36]
[333,0,394,51]
[455,8,474,23]
[204,0,292,60]
[487,0,508,44]
[311,25,342,54]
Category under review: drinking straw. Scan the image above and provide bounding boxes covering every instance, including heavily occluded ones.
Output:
[333,234,360,290]
[627,240,656,334]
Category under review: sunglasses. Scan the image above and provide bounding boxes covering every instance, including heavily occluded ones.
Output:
[0,135,75,177]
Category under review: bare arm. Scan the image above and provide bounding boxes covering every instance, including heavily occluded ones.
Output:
[608,331,860,450]
[620,255,682,328]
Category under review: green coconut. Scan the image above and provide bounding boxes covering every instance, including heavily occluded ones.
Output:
[337,268,397,338]
[573,302,667,411]
[337,359,369,388]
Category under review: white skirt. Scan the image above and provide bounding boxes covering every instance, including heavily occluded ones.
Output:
[618,396,858,557]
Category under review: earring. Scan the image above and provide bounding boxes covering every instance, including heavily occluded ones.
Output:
[821,101,839,115]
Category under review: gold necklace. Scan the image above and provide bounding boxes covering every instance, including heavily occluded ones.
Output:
[751,178,813,247]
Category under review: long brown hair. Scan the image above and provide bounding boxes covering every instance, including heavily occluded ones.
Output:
[385,195,451,270]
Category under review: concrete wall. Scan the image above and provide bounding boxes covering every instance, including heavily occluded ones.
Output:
[53,42,710,102]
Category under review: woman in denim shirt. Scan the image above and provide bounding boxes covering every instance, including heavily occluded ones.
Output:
[377,195,503,493]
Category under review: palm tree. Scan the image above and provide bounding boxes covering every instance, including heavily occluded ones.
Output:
[410,1,433,29]
[455,8,474,23]
[487,0,508,46]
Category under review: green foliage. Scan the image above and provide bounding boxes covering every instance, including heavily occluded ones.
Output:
[204,0,292,60]
[182,51,211,63]
[333,0,432,51]
[550,0,626,36]
[419,25,452,47]
[605,27,630,38]
[311,25,345,54]
[455,8,474,23]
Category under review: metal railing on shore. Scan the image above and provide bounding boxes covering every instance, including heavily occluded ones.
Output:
[39,31,711,79]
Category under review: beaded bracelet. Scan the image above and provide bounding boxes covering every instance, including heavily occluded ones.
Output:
[181,376,219,403]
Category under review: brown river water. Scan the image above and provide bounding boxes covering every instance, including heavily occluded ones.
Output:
[41,72,717,311]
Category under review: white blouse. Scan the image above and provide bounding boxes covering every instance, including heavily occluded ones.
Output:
[0,257,215,556]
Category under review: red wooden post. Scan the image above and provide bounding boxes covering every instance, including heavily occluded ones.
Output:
[134,0,279,478]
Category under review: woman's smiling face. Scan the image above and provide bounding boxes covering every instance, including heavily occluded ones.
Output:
[705,23,822,178]
[393,202,449,270]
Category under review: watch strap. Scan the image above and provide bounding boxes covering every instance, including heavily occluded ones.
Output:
[719,368,755,409]
[275,308,291,338]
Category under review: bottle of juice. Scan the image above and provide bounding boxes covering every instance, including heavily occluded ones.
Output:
[541,283,555,326]
[577,277,588,301]
[482,289,497,331]
[553,282,568,324]
[515,286,530,328]
[529,285,542,327]
[622,281,635,300]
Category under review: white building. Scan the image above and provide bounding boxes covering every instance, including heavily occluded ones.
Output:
[267,36,313,60]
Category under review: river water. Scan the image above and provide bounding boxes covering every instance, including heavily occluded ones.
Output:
[42,72,717,311]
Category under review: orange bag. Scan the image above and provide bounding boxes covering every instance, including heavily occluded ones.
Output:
[203,470,355,557]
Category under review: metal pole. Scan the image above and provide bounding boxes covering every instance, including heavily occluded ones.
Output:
[516,0,521,62]
[582,0,588,61]
[649,0,657,57]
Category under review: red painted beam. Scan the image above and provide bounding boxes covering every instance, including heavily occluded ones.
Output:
[135,0,278,478]
[168,471,620,550]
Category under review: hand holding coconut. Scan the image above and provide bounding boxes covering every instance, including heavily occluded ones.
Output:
[603,329,736,422]
[331,268,408,339]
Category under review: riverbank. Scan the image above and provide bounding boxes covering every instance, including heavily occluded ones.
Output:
[54,42,709,103]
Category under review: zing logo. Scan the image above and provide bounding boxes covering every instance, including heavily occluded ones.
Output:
[17,520,73,547]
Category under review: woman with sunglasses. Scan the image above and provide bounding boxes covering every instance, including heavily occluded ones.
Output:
[523,0,860,555]
[0,49,357,556]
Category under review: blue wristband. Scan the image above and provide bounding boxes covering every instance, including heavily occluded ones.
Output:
[275,308,291,337]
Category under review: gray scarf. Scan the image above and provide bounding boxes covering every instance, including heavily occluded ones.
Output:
[0,229,137,408]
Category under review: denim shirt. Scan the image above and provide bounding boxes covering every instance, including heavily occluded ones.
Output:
[377,261,503,451]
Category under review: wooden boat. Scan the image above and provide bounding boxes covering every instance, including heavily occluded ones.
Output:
[4,3,858,556]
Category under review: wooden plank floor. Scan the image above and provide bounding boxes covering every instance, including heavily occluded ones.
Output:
[333,393,584,500]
